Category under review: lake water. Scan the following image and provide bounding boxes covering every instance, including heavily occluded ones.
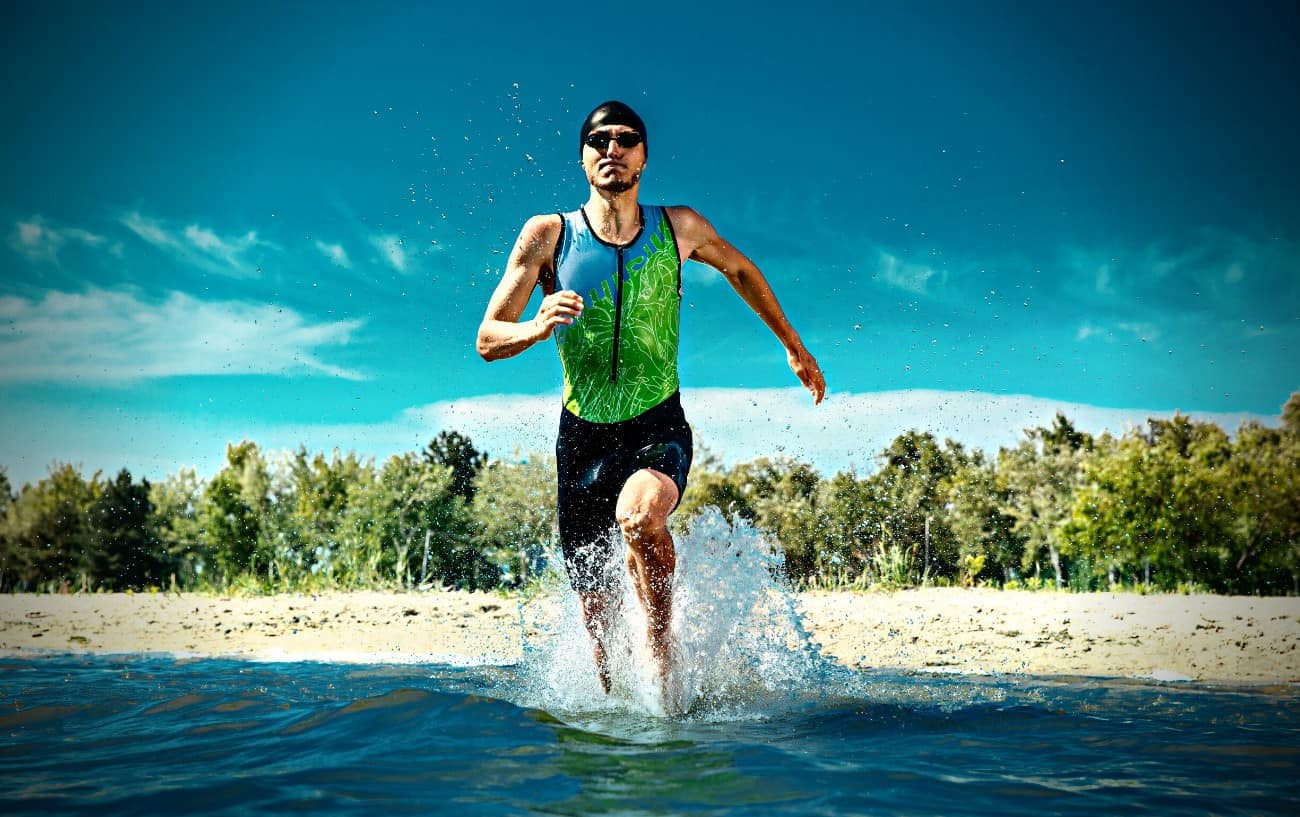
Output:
[4,514,1299,815]
[3,654,1299,816]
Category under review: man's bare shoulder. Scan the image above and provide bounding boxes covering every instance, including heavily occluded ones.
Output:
[514,213,564,262]
[665,206,720,256]
[520,213,564,243]
[665,205,708,232]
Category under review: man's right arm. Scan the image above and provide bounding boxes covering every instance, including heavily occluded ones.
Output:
[476,215,582,361]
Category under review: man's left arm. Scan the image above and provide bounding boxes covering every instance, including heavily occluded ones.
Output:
[670,206,826,404]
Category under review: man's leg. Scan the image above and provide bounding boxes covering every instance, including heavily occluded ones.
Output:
[615,468,679,682]
[578,590,615,693]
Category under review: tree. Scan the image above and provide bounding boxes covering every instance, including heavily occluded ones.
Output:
[809,469,881,585]
[200,441,272,584]
[89,469,164,590]
[1281,391,1300,436]
[945,453,1022,585]
[0,463,101,591]
[274,447,370,585]
[868,431,964,582]
[341,453,486,589]
[1065,415,1235,591]
[1220,421,1300,593]
[0,467,11,518]
[471,452,557,586]
[423,430,488,503]
[150,469,206,589]
[998,414,1094,588]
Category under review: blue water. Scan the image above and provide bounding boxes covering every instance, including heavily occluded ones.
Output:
[2,654,1299,816]
[5,515,1300,815]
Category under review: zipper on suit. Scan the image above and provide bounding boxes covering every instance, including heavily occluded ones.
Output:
[610,247,624,382]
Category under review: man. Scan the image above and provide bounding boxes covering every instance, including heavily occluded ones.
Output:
[477,100,825,696]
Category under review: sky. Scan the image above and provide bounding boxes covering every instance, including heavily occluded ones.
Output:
[2,0,1297,488]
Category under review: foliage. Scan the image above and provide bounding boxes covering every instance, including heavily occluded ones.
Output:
[424,430,488,502]
[2,393,1297,595]
[471,452,556,587]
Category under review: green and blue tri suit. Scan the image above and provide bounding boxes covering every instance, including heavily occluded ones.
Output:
[550,204,693,592]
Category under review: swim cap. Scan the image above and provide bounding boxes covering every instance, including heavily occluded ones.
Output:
[579,100,647,159]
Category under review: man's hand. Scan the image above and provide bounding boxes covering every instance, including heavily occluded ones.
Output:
[787,343,826,405]
[532,290,584,340]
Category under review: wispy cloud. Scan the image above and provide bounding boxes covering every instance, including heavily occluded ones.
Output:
[1063,229,1298,317]
[370,233,410,274]
[120,211,274,278]
[315,240,352,268]
[9,215,120,264]
[0,287,365,384]
[1076,321,1159,343]
[875,249,941,294]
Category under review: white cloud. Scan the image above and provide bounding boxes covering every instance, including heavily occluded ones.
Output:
[1095,263,1114,295]
[370,233,409,273]
[1064,229,1297,310]
[1,387,1279,489]
[248,388,1285,477]
[876,249,939,294]
[1076,321,1160,344]
[121,211,273,278]
[9,215,115,264]
[315,240,352,268]
[0,287,365,384]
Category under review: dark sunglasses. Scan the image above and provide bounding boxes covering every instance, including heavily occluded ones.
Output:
[583,131,644,151]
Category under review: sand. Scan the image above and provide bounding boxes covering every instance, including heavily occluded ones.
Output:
[2,589,1297,684]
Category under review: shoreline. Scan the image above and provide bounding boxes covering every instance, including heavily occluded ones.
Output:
[2,589,1297,685]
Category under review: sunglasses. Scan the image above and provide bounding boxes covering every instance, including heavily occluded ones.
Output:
[583,131,644,151]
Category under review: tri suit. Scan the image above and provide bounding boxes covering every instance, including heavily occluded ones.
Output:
[549,204,693,592]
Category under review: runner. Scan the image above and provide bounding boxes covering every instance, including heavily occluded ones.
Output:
[477,100,826,696]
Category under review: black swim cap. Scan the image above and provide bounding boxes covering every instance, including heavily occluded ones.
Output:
[579,100,647,159]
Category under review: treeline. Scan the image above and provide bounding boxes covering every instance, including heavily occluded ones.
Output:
[2,394,1298,595]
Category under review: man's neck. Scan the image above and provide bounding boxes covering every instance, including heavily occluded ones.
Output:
[584,189,642,244]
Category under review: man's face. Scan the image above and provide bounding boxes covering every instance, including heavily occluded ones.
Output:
[581,125,645,194]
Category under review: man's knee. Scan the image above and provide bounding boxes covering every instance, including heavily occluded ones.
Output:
[616,506,666,541]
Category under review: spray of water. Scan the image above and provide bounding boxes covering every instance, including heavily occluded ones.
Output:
[512,508,845,721]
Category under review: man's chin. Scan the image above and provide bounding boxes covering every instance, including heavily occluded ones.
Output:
[596,178,636,194]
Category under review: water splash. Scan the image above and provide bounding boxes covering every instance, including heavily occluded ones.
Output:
[513,509,844,721]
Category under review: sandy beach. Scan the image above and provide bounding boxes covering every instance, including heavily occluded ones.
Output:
[2,589,1297,684]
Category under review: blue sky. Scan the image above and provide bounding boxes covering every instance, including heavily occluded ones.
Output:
[2,0,1297,487]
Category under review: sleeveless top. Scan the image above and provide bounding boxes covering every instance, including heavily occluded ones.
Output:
[551,204,682,423]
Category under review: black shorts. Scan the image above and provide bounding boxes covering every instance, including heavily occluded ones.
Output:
[555,391,693,593]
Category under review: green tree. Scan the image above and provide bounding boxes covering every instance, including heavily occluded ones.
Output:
[200,440,272,584]
[471,452,557,586]
[998,414,1095,588]
[945,453,1022,585]
[341,453,486,589]
[0,467,11,518]
[869,431,964,582]
[808,469,881,585]
[423,430,488,503]
[1065,415,1235,590]
[1281,391,1300,435]
[150,468,206,589]
[89,469,164,590]
[745,457,822,581]
[0,463,101,591]
[1220,421,1300,593]
[273,447,370,586]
